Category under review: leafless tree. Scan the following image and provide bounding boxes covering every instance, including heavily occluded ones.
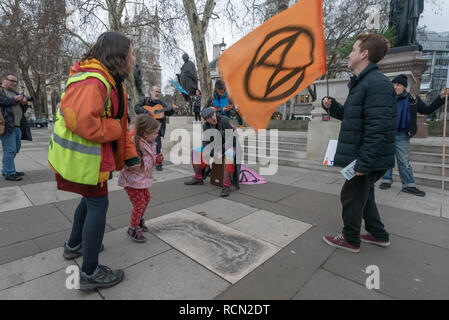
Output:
[0,0,69,118]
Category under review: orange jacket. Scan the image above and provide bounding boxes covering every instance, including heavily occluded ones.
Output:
[60,59,137,186]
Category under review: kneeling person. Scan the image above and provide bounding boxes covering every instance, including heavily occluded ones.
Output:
[184,107,238,197]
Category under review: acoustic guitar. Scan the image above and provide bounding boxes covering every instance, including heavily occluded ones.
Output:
[143,104,173,120]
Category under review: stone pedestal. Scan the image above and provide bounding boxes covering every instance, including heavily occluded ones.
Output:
[414,115,429,138]
[378,48,429,138]
[306,79,348,161]
[306,102,341,161]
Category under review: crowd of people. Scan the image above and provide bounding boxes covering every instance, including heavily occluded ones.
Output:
[1,30,448,292]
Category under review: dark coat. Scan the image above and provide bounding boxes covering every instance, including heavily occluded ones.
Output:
[322,63,396,173]
[401,93,445,137]
[134,96,175,138]
[178,60,198,96]
[0,89,32,141]
[202,114,241,189]
[193,95,202,113]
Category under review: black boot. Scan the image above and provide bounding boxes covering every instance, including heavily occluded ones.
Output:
[221,186,231,197]
[184,177,204,185]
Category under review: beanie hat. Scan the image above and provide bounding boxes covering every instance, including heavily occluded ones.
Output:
[392,74,408,88]
[201,107,215,119]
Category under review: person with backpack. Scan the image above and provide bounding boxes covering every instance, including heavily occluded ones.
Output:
[48,32,139,291]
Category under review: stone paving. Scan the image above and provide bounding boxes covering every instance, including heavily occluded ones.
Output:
[1,127,449,300]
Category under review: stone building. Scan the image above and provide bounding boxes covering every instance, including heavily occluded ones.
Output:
[418,29,449,118]
[127,4,162,94]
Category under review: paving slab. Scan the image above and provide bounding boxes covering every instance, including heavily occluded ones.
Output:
[229,210,312,247]
[0,248,69,291]
[75,228,171,270]
[188,198,259,224]
[147,193,218,220]
[21,181,80,206]
[235,182,301,202]
[0,204,72,247]
[13,157,48,171]
[293,269,393,300]
[32,225,112,252]
[0,240,41,266]
[0,268,101,300]
[99,249,230,300]
[378,204,449,250]
[216,226,336,300]
[0,186,33,213]
[150,178,216,203]
[322,235,449,299]
[149,209,281,284]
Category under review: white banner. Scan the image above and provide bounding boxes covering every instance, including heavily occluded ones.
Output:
[323,140,338,166]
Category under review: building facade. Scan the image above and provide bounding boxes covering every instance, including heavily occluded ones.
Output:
[418,29,449,118]
[127,4,162,94]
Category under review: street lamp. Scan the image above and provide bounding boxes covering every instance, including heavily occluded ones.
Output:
[220,38,227,55]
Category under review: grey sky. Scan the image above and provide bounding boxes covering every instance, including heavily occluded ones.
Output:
[162,0,449,94]
[419,1,449,32]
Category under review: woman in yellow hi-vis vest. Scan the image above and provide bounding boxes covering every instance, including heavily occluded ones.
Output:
[48,32,139,291]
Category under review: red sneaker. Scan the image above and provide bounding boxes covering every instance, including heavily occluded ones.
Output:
[360,233,390,247]
[322,234,360,253]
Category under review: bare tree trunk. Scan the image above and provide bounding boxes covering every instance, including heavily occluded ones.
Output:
[182,0,214,104]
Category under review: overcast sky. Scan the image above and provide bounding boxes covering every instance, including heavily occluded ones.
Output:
[161,1,449,94]
[420,1,449,33]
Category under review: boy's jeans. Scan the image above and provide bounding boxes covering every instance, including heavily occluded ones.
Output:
[382,131,416,188]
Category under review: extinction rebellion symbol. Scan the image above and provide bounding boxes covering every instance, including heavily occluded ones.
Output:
[244,26,315,102]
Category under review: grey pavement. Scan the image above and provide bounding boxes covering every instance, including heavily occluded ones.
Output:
[1,127,449,300]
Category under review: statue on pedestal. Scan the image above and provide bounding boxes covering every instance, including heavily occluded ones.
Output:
[389,0,424,48]
[177,53,198,99]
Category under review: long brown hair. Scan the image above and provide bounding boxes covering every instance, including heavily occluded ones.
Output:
[83,31,132,79]
[133,114,161,169]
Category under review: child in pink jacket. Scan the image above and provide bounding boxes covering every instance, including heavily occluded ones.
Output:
[118,115,163,242]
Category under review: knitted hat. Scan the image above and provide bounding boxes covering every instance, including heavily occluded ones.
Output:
[201,107,215,119]
[392,74,408,88]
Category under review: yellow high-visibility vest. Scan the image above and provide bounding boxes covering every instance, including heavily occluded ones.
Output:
[48,72,112,185]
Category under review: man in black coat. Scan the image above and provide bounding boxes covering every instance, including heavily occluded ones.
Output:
[379,74,449,196]
[134,85,178,171]
[184,107,240,197]
[0,73,31,181]
[322,34,396,253]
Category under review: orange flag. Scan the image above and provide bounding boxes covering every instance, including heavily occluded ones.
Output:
[219,0,326,130]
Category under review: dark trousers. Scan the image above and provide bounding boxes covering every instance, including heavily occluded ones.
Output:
[156,134,162,155]
[341,171,389,247]
[194,112,201,121]
[68,195,108,275]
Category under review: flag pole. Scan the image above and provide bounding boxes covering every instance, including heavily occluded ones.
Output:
[441,94,448,218]
[326,71,330,121]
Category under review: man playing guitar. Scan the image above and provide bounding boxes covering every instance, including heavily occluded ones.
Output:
[135,85,178,171]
